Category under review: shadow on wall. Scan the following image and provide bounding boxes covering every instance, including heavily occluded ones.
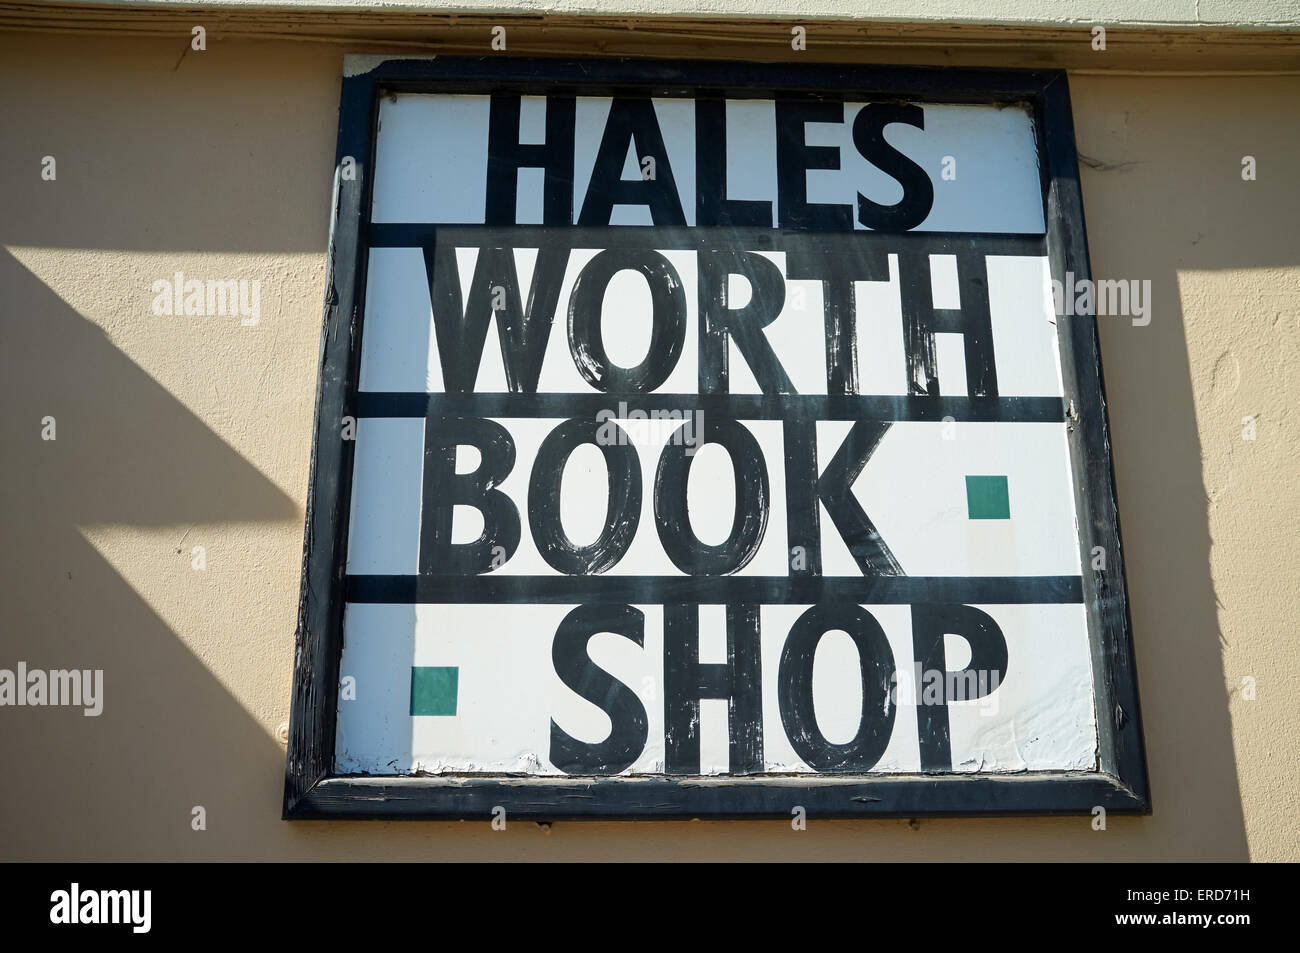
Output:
[1066,74,1300,861]
[0,249,300,859]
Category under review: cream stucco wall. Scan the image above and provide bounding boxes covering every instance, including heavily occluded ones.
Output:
[0,17,1296,860]
[34,0,1300,31]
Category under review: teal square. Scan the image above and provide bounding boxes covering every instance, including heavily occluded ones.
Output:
[410,666,458,716]
[966,475,1010,520]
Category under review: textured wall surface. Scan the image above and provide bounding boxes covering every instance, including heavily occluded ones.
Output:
[36,0,1300,30]
[0,27,1295,860]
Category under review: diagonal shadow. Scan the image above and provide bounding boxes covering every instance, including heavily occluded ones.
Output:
[1054,73,1300,860]
[0,250,302,858]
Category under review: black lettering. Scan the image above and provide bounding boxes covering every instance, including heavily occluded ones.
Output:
[549,604,650,774]
[782,418,821,577]
[911,604,1008,772]
[698,249,794,394]
[528,416,642,574]
[852,103,935,232]
[486,94,577,225]
[567,248,687,392]
[695,98,773,227]
[809,419,903,576]
[654,417,770,575]
[423,240,569,393]
[775,100,854,231]
[785,237,891,395]
[663,603,764,774]
[418,416,521,575]
[899,247,999,397]
[778,603,897,771]
[577,98,686,226]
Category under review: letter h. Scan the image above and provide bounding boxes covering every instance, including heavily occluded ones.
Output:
[898,248,999,397]
[663,604,764,774]
[485,94,576,225]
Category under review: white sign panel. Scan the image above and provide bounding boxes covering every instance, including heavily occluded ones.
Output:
[284,59,1148,820]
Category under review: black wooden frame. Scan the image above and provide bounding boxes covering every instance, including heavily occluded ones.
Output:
[283,56,1150,820]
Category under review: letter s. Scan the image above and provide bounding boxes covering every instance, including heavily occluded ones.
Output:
[549,604,649,774]
[852,103,934,232]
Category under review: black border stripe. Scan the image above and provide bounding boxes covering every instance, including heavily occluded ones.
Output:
[355,392,1067,421]
[297,772,1142,820]
[368,224,1047,252]
[1035,75,1149,801]
[345,574,1084,605]
[369,59,1056,104]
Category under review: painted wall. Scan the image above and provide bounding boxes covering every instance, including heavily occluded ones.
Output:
[0,23,1296,860]
[43,0,1300,31]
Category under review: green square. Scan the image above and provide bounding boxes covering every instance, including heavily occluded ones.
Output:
[410,666,458,716]
[966,475,1010,520]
